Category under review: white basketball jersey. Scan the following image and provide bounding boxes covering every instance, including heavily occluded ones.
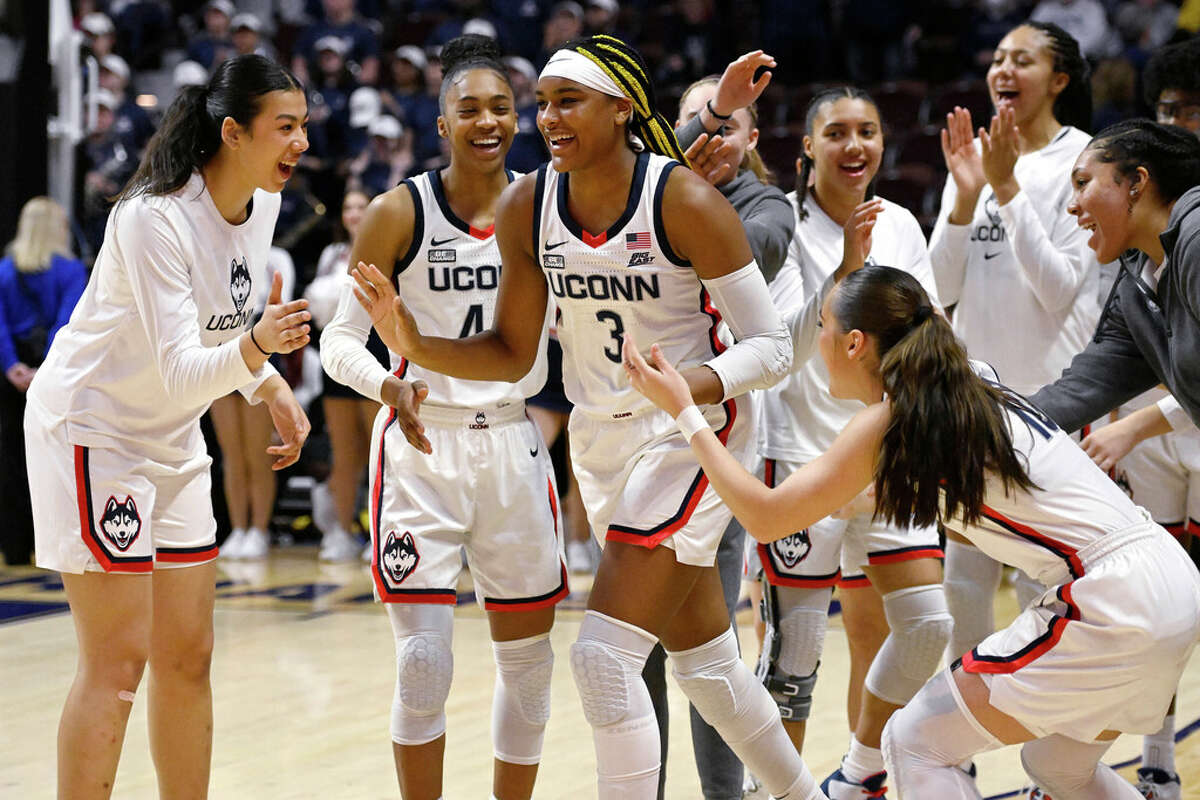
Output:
[535,152,731,418]
[946,364,1147,587]
[393,169,548,408]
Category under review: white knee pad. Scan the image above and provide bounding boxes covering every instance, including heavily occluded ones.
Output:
[670,628,817,799]
[569,610,661,794]
[387,603,454,746]
[865,584,953,705]
[492,633,554,766]
[758,585,831,721]
[944,540,1001,661]
[1021,736,1137,800]
[882,668,1001,799]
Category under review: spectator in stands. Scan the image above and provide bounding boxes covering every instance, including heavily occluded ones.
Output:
[427,0,505,50]
[98,53,155,156]
[1115,0,1179,58]
[584,0,621,36]
[292,0,382,87]
[502,55,547,173]
[108,0,173,69]
[80,89,136,259]
[407,48,446,163]
[231,13,278,61]
[1143,36,1200,132]
[657,0,723,86]
[1091,56,1139,130]
[346,85,382,158]
[1031,0,1119,60]
[492,0,547,61]
[0,197,87,567]
[174,60,210,90]
[382,45,442,163]
[537,2,585,68]
[842,0,913,85]
[347,115,414,197]
[311,37,358,161]
[80,12,117,59]
[187,0,236,72]
[964,0,1030,75]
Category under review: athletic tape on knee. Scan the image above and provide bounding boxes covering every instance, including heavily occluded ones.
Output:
[492,633,554,765]
[1020,736,1121,799]
[670,628,814,798]
[865,584,953,706]
[882,669,1002,798]
[569,611,661,791]
[944,540,1001,660]
[387,603,454,746]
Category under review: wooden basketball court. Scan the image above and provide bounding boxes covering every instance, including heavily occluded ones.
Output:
[3,548,1199,798]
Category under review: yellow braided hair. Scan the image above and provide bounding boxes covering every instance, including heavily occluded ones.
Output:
[567,35,690,165]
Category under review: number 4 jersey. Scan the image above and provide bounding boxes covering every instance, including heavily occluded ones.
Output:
[392,168,549,408]
[534,152,731,419]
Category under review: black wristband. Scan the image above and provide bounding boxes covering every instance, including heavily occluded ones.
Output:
[249,326,272,356]
[706,98,732,121]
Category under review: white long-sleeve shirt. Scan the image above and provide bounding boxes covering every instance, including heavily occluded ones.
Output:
[29,172,279,462]
[762,192,940,463]
[929,126,1104,397]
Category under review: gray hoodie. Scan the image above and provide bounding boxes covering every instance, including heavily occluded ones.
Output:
[1031,185,1200,432]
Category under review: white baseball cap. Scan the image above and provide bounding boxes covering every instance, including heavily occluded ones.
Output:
[91,89,119,111]
[393,45,427,70]
[81,12,115,37]
[174,60,209,88]
[368,115,403,140]
[348,86,382,128]
[462,18,498,39]
[314,36,348,56]
[100,53,130,82]
[231,13,263,33]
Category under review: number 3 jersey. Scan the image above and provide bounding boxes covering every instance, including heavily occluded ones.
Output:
[534,152,731,418]
[393,168,548,408]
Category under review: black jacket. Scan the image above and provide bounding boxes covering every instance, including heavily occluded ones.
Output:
[1031,186,1200,432]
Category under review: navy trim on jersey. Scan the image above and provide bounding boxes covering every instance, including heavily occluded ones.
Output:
[653,161,691,267]
[557,151,649,247]
[429,168,510,239]
[533,165,548,258]
[394,179,424,279]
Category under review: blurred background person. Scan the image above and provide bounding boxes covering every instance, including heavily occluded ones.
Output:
[0,197,87,566]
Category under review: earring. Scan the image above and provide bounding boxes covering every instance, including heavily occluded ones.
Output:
[1128,188,1138,214]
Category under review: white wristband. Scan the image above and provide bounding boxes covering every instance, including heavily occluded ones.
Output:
[675,405,708,443]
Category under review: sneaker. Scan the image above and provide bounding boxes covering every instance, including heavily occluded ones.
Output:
[239,527,270,559]
[566,539,593,574]
[319,528,361,562]
[820,768,887,799]
[1136,767,1182,800]
[220,528,248,558]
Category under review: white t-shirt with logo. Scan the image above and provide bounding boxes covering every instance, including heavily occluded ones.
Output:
[29,172,279,462]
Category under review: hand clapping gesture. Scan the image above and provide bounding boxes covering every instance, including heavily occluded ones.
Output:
[351,261,423,357]
[979,104,1021,205]
[252,271,311,354]
[940,106,987,225]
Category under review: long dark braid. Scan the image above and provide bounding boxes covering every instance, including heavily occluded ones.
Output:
[565,35,690,165]
[794,86,877,221]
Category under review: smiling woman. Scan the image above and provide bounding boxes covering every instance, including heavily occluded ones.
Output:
[23,53,313,799]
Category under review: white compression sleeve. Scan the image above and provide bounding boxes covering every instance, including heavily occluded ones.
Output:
[701,261,792,400]
[318,274,393,404]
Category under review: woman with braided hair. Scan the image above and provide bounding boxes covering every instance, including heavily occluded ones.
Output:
[354,33,828,800]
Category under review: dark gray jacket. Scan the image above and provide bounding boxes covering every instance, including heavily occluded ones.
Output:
[675,116,795,283]
[1031,185,1200,432]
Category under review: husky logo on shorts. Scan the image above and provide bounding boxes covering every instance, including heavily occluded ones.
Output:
[773,530,811,568]
[382,531,420,584]
[100,496,142,551]
[230,257,252,313]
[470,411,488,430]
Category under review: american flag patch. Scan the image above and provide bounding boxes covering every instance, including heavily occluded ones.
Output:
[626,232,651,249]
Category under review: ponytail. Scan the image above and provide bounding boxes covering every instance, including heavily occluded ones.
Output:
[566,35,690,164]
[832,266,1036,528]
[117,54,302,201]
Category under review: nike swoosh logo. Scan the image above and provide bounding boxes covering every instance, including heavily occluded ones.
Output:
[431,236,458,246]
[984,251,1000,260]
[546,241,569,251]
[530,446,539,458]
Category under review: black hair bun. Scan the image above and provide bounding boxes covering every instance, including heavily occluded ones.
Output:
[440,34,503,76]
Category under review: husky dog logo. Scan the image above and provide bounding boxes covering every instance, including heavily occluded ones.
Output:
[230,257,252,313]
[773,530,811,568]
[100,496,142,551]
[382,531,419,584]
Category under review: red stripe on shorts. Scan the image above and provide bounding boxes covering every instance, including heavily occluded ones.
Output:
[962,582,1079,674]
[74,445,152,573]
[157,545,219,563]
[867,546,945,565]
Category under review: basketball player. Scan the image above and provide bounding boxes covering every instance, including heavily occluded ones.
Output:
[320,36,565,800]
[759,87,951,800]
[24,54,312,799]
[929,22,1105,718]
[624,265,1200,800]
[354,34,829,800]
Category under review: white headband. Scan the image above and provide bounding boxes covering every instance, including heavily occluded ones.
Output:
[540,49,625,99]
